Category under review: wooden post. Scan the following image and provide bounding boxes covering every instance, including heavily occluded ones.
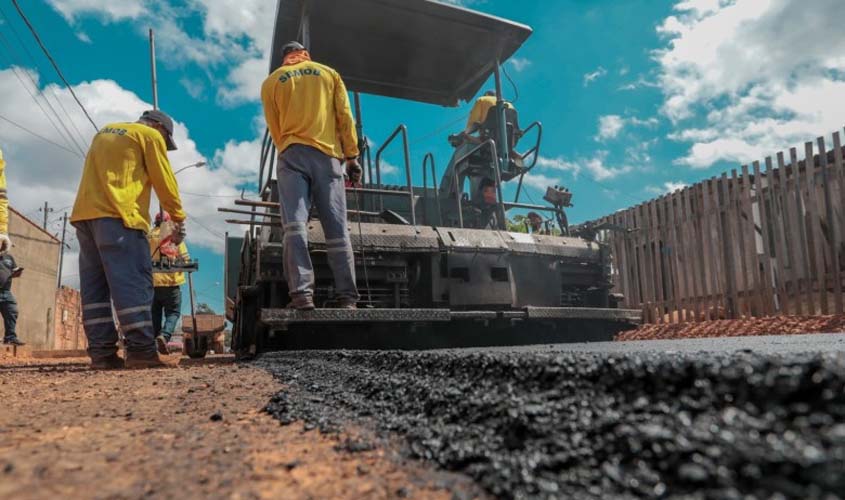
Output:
[717,174,739,318]
[732,169,751,316]
[767,156,791,315]
[818,137,843,314]
[777,151,801,315]
[792,147,815,314]
[740,164,764,316]
[753,161,776,315]
[684,186,703,321]
[804,142,828,314]
[666,193,682,322]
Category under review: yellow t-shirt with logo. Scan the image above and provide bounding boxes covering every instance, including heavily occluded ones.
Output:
[261,60,359,159]
[71,122,186,233]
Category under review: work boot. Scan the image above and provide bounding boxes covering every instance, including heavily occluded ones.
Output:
[125,351,181,369]
[287,295,315,311]
[337,298,358,310]
[90,353,124,370]
[155,335,170,355]
[3,337,25,346]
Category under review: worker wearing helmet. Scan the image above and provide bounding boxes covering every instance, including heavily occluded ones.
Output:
[260,41,361,310]
[71,110,186,369]
[464,90,517,136]
[148,210,190,355]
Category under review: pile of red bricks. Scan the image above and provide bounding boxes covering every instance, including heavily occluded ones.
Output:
[616,315,845,341]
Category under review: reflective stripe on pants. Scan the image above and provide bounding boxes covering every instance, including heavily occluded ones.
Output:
[74,218,156,357]
[276,144,359,301]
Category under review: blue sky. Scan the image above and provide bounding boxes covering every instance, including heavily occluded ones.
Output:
[0,0,843,315]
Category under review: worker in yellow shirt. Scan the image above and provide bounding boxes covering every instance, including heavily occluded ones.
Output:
[71,110,186,369]
[149,211,190,355]
[0,148,10,253]
[260,41,361,310]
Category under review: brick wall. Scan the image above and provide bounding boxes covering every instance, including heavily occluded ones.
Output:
[54,286,85,350]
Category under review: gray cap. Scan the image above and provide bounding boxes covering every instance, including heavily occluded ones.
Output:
[140,109,177,151]
[281,41,306,57]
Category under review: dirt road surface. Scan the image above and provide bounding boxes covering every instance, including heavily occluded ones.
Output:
[0,355,480,500]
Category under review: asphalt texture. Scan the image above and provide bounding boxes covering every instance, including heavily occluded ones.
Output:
[258,334,845,499]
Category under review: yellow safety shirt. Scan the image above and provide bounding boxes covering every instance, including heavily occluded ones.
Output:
[261,60,359,160]
[71,122,186,233]
[466,95,515,131]
[0,148,7,235]
[149,226,190,287]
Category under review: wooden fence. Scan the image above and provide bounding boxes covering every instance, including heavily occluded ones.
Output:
[591,129,845,323]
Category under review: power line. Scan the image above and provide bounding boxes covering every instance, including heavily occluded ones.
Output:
[0,4,90,152]
[0,112,83,158]
[0,41,83,156]
[11,0,99,133]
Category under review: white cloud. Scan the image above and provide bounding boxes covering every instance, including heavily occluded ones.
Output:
[532,152,632,183]
[507,57,532,72]
[645,181,689,195]
[521,172,563,191]
[48,0,148,21]
[584,152,633,181]
[536,155,581,177]
[0,67,258,272]
[655,0,845,168]
[596,115,624,141]
[583,66,607,87]
[596,114,659,141]
[46,0,278,106]
[179,77,205,100]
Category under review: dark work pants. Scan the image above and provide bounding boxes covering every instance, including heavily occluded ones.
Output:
[74,218,155,359]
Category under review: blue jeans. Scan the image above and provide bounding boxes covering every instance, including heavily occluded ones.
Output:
[152,285,181,342]
[73,218,156,358]
[0,290,18,342]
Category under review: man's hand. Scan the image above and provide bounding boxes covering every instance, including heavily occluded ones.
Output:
[345,159,363,185]
[0,234,11,253]
[171,222,186,245]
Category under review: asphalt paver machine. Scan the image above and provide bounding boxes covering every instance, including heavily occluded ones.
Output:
[222,0,641,357]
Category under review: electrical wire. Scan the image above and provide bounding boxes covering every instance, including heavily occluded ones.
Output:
[0,113,82,158]
[0,4,89,152]
[12,0,99,132]
[0,41,84,156]
[502,60,519,105]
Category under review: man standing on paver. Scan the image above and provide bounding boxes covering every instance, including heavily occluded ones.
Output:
[0,147,23,347]
[71,110,186,369]
[260,41,361,311]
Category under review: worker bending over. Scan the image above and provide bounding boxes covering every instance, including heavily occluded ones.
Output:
[149,211,190,354]
[260,41,361,311]
[71,110,186,369]
[0,149,23,347]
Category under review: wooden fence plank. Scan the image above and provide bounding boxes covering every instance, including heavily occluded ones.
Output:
[792,147,816,314]
[667,192,684,322]
[777,152,801,315]
[648,200,665,322]
[834,132,845,262]
[684,187,702,321]
[718,173,739,318]
[640,203,655,321]
[768,156,791,315]
[626,208,640,308]
[818,137,843,314]
[753,161,776,316]
[804,142,828,314]
[740,164,763,316]
[732,169,752,316]
[701,180,719,319]
[674,190,692,322]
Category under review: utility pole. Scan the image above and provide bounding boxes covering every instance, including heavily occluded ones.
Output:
[39,202,53,230]
[57,212,67,288]
[149,28,158,110]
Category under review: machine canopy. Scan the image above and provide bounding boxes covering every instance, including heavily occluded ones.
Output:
[269,0,532,107]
